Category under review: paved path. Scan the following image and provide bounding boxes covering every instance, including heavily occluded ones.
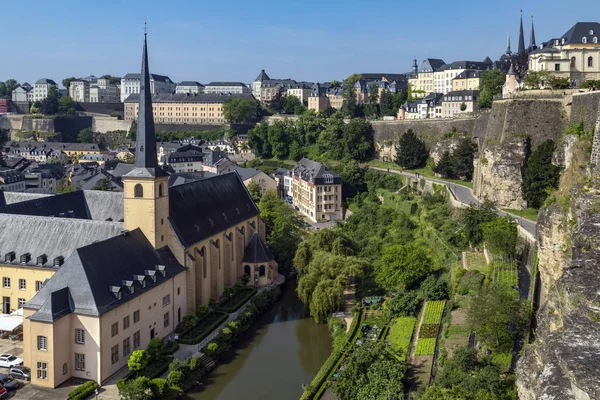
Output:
[368,167,537,237]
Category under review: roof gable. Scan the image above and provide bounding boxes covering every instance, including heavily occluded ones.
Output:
[243,232,274,263]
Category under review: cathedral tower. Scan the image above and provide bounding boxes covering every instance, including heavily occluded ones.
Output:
[123,29,170,249]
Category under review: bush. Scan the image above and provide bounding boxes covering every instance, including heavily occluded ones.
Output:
[168,357,190,375]
[178,311,229,345]
[457,271,484,295]
[420,275,449,301]
[388,291,420,317]
[146,337,162,361]
[68,381,99,400]
[150,378,167,397]
[168,370,184,387]
[189,355,201,371]
[161,340,179,355]
[482,216,518,256]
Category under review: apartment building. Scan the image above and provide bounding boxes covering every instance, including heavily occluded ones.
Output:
[408,59,445,98]
[204,82,250,94]
[292,158,342,223]
[452,70,482,91]
[441,90,479,118]
[120,73,175,102]
[175,81,204,94]
[32,79,58,102]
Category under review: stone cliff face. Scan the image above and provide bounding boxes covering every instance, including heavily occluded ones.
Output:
[474,139,526,209]
[430,135,467,164]
[517,138,600,400]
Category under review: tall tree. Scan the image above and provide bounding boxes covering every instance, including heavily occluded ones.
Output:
[374,241,433,290]
[223,98,259,123]
[59,96,78,115]
[379,90,395,116]
[267,121,290,159]
[395,129,428,169]
[247,121,271,158]
[342,118,374,161]
[39,86,60,115]
[452,137,477,180]
[478,69,506,108]
[522,139,560,208]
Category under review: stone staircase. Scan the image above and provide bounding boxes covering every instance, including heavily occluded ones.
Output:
[200,354,216,371]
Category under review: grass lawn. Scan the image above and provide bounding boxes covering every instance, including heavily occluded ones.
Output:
[502,208,539,221]
[464,251,488,274]
[365,160,473,189]
[387,317,417,357]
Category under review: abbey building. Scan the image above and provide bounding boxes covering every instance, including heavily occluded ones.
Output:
[0,33,278,388]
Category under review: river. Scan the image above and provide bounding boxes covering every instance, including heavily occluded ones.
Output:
[185,279,333,400]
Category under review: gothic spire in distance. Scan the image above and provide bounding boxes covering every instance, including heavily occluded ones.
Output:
[506,34,512,55]
[518,10,525,54]
[529,14,536,50]
[133,27,165,176]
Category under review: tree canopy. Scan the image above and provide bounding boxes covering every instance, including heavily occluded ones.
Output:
[522,139,561,208]
[0,79,19,99]
[478,70,506,109]
[374,241,433,290]
[395,129,428,169]
[223,98,259,123]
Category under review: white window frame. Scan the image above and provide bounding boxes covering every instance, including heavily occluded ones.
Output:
[75,353,85,371]
[75,328,85,344]
[19,279,26,290]
[3,277,9,288]
[37,335,47,351]
[37,362,48,380]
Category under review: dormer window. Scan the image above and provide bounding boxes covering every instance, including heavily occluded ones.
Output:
[594,37,598,44]
[590,30,594,35]
[145,270,157,283]
[155,265,166,277]
[37,254,47,265]
[20,253,31,264]
[5,252,15,262]
[583,37,587,44]
[53,256,64,267]
[110,286,122,299]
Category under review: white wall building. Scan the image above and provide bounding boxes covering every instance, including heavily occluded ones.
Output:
[204,82,250,94]
[32,79,58,102]
[11,83,33,102]
[120,73,175,102]
[175,81,204,94]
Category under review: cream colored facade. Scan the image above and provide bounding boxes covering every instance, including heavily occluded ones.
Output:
[125,100,227,124]
[327,92,343,109]
[308,95,329,112]
[0,266,54,313]
[408,72,434,98]
[452,73,481,91]
[292,176,342,222]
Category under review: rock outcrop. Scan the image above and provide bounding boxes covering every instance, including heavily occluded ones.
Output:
[517,139,600,400]
[474,138,526,209]
[430,135,468,164]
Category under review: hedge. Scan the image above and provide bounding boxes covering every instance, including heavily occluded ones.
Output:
[161,341,179,355]
[68,381,99,400]
[216,288,257,313]
[179,311,229,345]
[122,356,173,382]
[301,311,362,400]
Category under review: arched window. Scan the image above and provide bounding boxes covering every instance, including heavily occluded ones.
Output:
[582,37,587,44]
[201,246,207,279]
[158,183,164,197]
[571,57,576,68]
[588,57,594,67]
[259,265,265,276]
[134,184,143,198]
[244,265,251,276]
[594,37,598,44]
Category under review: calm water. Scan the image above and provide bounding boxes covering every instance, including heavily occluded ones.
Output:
[185,279,333,400]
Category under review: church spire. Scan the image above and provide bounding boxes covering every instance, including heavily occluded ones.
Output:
[506,34,512,55]
[518,10,525,54]
[134,27,161,172]
[529,14,536,50]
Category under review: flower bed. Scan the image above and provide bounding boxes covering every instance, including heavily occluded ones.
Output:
[179,311,229,345]
[216,287,257,313]
[122,355,173,381]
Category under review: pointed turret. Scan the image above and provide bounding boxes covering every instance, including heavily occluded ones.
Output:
[518,10,525,54]
[506,34,512,55]
[508,62,517,76]
[412,57,418,75]
[132,30,164,176]
[529,14,536,50]
[255,69,270,82]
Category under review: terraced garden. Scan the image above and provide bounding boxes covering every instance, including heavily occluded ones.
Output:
[414,301,446,356]
[387,317,417,358]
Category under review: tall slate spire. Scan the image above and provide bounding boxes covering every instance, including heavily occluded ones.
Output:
[518,10,525,54]
[506,34,512,55]
[529,14,536,50]
[134,29,160,171]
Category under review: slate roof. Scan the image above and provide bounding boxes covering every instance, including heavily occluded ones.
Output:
[421,59,446,73]
[124,92,254,103]
[255,70,271,82]
[359,73,408,82]
[35,79,57,85]
[293,158,341,182]
[219,166,261,180]
[0,191,51,206]
[26,229,185,320]
[0,190,124,222]
[560,22,600,45]
[205,82,247,87]
[0,213,123,269]
[122,73,172,83]
[442,90,480,102]
[242,232,274,263]
[452,70,482,80]
[438,61,491,71]
[178,81,203,87]
[168,173,259,248]
[167,171,215,187]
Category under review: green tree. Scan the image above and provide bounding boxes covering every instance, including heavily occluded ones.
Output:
[118,376,153,400]
[127,350,148,377]
[167,370,184,387]
[78,128,94,143]
[374,241,433,290]
[453,137,477,180]
[467,283,528,351]
[92,177,114,191]
[388,291,420,316]
[478,69,506,108]
[459,202,497,247]
[395,129,428,169]
[523,70,551,89]
[316,113,344,159]
[522,139,560,208]
[341,74,363,118]
[288,140,305,161]
[223,97,259,123]
[0,79,19,99]
[379,90,395,116]
[420,275,449,301]
[342,118,374,161]
[392,91,408,112]
[247,180,262,203]
[434,151,455,178]
[247,121,271,158]
[333,341,407,400]
[338,160,366,201]
[481,216,518,256]
[460,102,467,111]
[101,75,122,85]
[364,84,379,118]
[39,86,60,115]
[267,121,290,159]
[282,95,305,115]
[146,337,162,361]
[183,314,199,331]
[59,95,78,115]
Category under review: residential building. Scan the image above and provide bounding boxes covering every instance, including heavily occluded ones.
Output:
[19,33,277,389]
[219,165,277,194]
[441,90,479,118]
[353,80,368,104]
[417,93,443,119]
[528,22,600,86]
[286,82,312,103]
[204,82,250,94]
[408,59,445,98]
[32,79,58,102]
[452,70,482,91]
[5,142,104,160]
[433,60,491,95]
[292,158,342,223]
[0,170,26,192]
[69,80,90,102]
[175,81,204,94]
[120,73,175,102]
[326,87,344,110]
[308,84,330,112]
[252,70,270,98]
[89,78,120,103]
[272,168,293,199]
[165,150,205,173]
[12,83,33,103]
[124,92,254,124]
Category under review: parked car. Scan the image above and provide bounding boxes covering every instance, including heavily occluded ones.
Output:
[0,355,22,368]
[0,374,18,390]
[0,385,6,399]
[8,366,30,381]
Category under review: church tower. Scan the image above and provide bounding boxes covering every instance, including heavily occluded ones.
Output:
[517,10,526,54]
[529,14,536,51]
[122,29,170,249]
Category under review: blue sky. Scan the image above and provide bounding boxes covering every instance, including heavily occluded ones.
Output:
[2,0,597,86]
